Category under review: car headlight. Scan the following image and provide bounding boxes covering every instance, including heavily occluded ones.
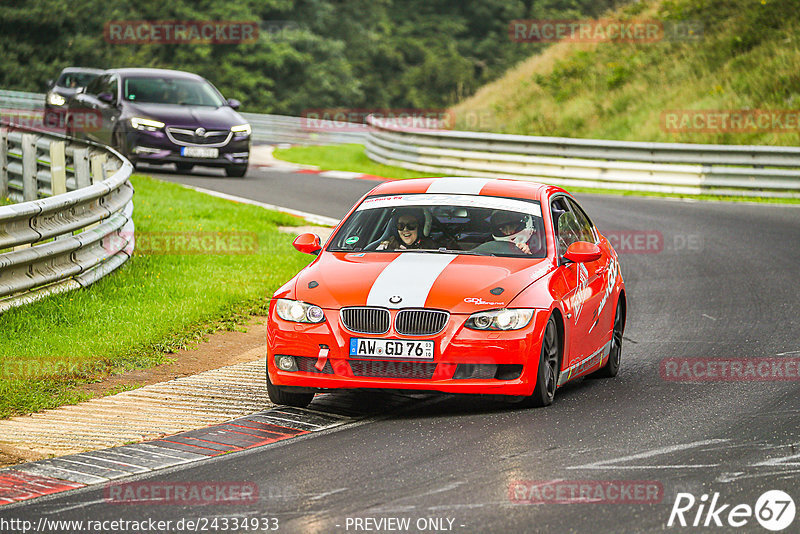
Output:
[275,299,325,323]
[130,117,165,131]
[231,124,251,136]
[47,93,66,106]
[465,309,534,331]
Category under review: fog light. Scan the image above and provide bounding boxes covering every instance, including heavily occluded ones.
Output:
[275,355,298,372]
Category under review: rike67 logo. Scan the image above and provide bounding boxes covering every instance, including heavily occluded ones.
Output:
[668,490,795,531]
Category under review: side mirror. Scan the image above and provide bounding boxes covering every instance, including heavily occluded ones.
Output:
[563,241,602,263]
[293,233,322,255]
[98,92,114,104]
[227,98,241,110]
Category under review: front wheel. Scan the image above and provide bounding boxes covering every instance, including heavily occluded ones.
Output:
[225,165,248,178]
[590,299,624,378]
[526,315,560,407]
[266,374,314,408]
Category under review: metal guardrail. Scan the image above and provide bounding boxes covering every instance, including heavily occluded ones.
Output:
[365,116,800,198]
[241,112,368,145]
[7,89,798,197]
[0,89,44,111]
[0,90,368,146]
[0,123,135,314]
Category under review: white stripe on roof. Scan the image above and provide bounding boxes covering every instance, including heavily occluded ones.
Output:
[426,178,491,194]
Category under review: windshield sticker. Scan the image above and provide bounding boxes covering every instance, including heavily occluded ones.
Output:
[345,236,360,245]
[357,194,542,218]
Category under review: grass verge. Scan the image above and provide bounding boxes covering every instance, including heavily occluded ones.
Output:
[272,143,800,204]
[273,143,439,179]
[0,174,313,418]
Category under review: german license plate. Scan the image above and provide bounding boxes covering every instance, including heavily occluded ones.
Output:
[181,147,218,158]
[349,338,434,360]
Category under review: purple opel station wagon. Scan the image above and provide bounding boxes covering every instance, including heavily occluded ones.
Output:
[67,68,250,177]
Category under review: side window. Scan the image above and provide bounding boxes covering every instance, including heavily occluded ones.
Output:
[85,75,105,96]
[550,196,574,256]
[566,198,596,244]
[107,77,118,102]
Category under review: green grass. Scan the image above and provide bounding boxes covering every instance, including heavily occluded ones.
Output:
[452,0,800,146]
[273,143,439,180]
[0,174,314,418]
[273,143,800,204]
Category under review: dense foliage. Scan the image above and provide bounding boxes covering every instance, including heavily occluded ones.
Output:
[0,0,625,114]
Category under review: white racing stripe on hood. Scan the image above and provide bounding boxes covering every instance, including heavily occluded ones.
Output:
[426,178,490,194]
[366,253,456,309]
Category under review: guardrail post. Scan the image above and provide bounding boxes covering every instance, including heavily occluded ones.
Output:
[90,153,107,184]
[21,133,38,201]
[0,127,7,200]
[50,140,67,196]
[73,147,90,189]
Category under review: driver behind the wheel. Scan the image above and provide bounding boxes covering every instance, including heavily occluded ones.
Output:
[376,208,437,250]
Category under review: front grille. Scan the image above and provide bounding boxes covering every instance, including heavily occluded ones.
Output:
[395,309,449,336]
[349,360,437,379]
[295,356,334,374]
[341,307,390,334]
[165,127,232,147]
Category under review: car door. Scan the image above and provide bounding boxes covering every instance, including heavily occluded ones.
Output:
[551,195,608,376]
[94,74,121,146]
[565,197,613,360]
[71,74,105,142]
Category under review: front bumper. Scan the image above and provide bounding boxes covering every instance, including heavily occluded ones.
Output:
[266,307,551,396]
[125,128,250,168]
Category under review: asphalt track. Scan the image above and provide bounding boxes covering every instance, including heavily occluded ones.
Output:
[2,165,799,533]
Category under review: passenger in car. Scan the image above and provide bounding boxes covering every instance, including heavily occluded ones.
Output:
[376,208,438,250]
[472,210,543,256]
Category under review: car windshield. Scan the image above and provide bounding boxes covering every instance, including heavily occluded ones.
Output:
[327,193,546,258]
[57,72,98,89]
[122,76,226,106]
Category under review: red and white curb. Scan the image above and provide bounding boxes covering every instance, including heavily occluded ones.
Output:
[0,392,420,507]
[293,169,393,181]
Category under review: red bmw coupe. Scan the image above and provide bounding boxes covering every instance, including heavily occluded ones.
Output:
[266,178,626,408]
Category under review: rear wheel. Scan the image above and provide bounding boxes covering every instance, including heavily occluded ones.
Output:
[266,374,314,408]
[526,316,560,407]
[225,165,247,178]
[590,299,624,378]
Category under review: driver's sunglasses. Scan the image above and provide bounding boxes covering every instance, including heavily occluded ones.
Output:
[396,222,418,231]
